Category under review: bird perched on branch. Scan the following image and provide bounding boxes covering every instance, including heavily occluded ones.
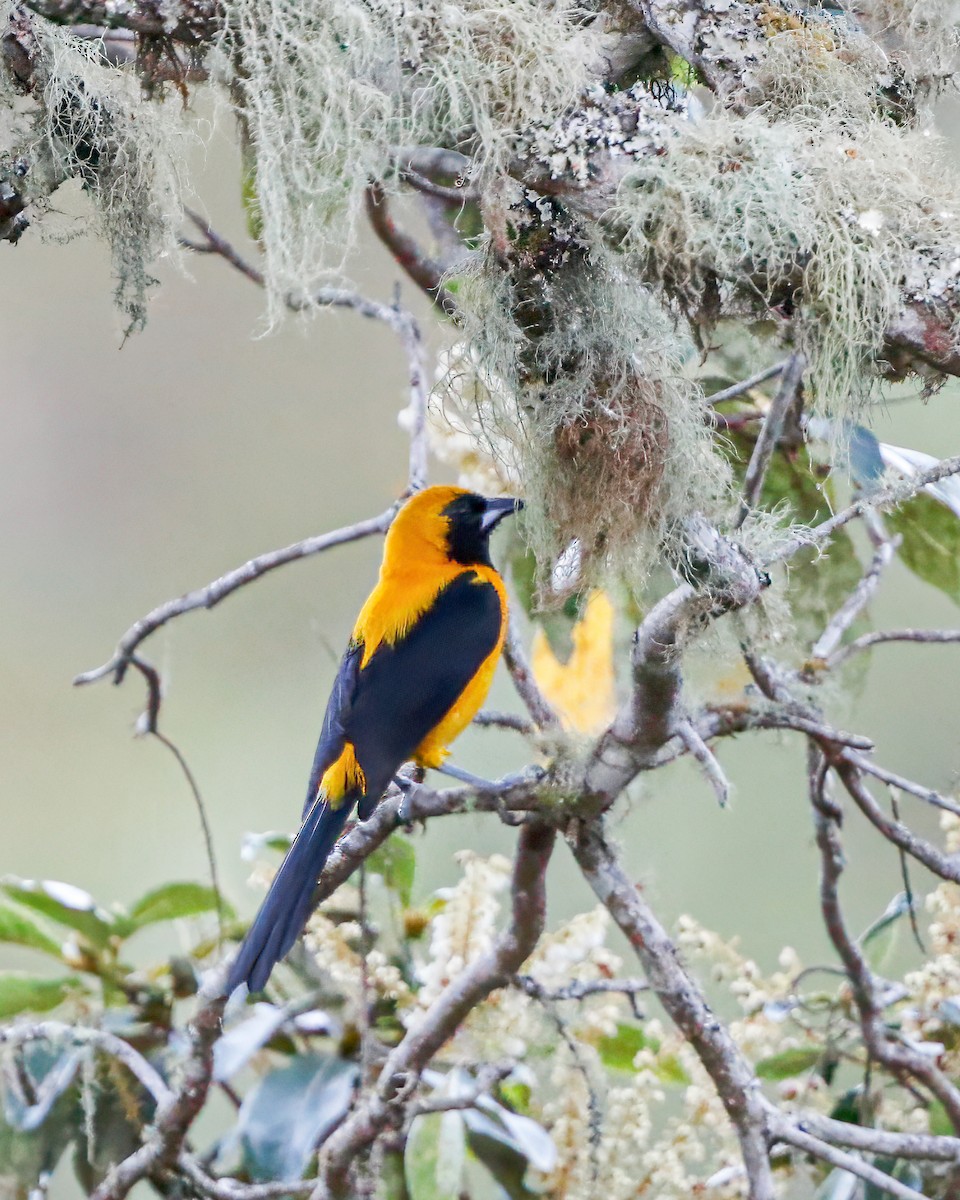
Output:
[226,485,522,995]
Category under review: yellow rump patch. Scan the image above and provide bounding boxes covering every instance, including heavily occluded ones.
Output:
[319,742,366,809]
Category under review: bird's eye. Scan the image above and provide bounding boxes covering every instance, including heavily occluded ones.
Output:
[469,496,485,514]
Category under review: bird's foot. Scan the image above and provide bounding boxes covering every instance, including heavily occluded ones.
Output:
[435,762,548,791]
[498,763,547,788]
[393,773,423,826]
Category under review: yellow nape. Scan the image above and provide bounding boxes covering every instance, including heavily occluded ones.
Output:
[381,485,473,572]
[531,590,617,735]
[352,486,509,668]
[320,741,366,808]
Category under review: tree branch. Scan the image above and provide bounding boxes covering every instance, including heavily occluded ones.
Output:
[74,509,393,690]
[809,750,960,1133]
[314,821,556,1198]
[771,1117,934,1200]
[735,352,805,527]
[364,183,459,319]
[572,822,775,1200]
[90,993,225,1200]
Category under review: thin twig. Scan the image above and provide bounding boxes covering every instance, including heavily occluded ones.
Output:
[841,749,960,819]
[314,822,556,1198]
[736,352,806,527]
[829,627,960,668]
[152,728,226,945]
[770,452,960,565]
[676,718,730,807]
[473,708,536,735]
[836,763,960,885]
[411,1063,514,1115]
[774,1106,960,1162]
[889,787,927,955]
[515,973,650,1007]
[179,1156,314,1199]
[0,1021,173,1107]
[810,750,960,1133]
[706,360,789,406]
[75,509,394,691]
[364,182,459,318]
[810,534,900,662]
[502,614,560,731]
[90,994,226,1200]
[181,208,430,494]
[772,1119,933,1200]
[398,167,479,205]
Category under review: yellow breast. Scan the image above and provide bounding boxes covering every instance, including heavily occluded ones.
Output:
[352,561,508,767]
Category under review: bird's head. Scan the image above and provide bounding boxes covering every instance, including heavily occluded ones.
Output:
[385,485,523,570]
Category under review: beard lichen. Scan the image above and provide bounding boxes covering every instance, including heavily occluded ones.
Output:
[0,8,185,331]
[216,0,606,322]
[611,94,960,417]
[438,192,729,596]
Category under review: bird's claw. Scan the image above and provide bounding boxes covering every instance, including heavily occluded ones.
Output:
[393,774,421,827]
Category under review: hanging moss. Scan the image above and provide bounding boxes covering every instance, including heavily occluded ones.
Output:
[0,10,185,331]
[216,0,607,323]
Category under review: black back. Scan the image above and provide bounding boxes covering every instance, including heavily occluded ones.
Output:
[303,570,503,817]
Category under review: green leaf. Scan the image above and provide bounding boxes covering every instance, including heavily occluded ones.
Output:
[367,835,416,907]
[497,1079,531,1115]
[463,1111,540,1200]
[0,974,80,1019]
[0,1042,81,1193]
[597,1022,648,1072]
[654,1053,691,1087]
[1,880,114,950]
[929,1099,953,1137]
[755,1047,822,1080]
[124,882,234,932]
[72,1057,153,1193]
[240,142,263,242]
[231,1053,357,1181]
[859,892,910,971]
[405,1111,466,1200]
[0,903,63,959]
[887,491,960,607]
[830,1086,865,1126]
[472,1099,555,1173]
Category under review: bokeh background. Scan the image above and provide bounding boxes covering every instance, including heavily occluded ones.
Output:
[2,96,959,995]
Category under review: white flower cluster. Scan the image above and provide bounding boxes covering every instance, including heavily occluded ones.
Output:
[303,890,412,1014]
[414,850,512,1010]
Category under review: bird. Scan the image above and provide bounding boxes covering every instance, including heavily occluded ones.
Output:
[225,485,523,995]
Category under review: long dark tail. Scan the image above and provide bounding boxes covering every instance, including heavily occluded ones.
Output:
[226,795,355,995]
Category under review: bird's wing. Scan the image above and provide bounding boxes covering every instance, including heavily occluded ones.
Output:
[301,642,363,818]
[345,570,504,813]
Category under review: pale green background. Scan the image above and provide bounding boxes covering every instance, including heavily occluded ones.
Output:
[1,100,959,1000]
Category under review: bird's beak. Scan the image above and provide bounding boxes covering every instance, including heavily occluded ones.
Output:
[480,496,524,535]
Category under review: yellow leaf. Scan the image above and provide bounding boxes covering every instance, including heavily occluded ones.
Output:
[531,591,617,734]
